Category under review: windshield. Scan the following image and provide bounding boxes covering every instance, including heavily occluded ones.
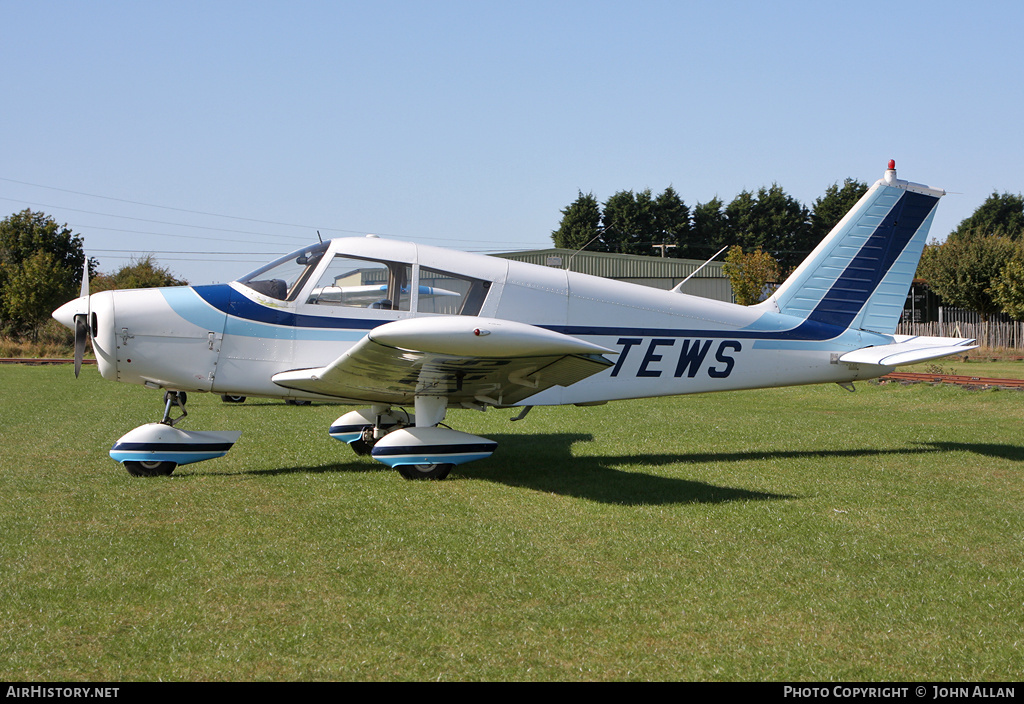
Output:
[236,242,329,300]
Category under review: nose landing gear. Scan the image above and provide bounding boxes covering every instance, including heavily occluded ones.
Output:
[161,390,188,426]
[110,390,241,477]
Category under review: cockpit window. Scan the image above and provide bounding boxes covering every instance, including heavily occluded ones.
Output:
[236,243,329,301]
[237,244,491,315]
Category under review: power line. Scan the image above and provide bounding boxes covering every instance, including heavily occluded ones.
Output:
[0,176,322,231]
[0,178,553,249]
[0,196,311,241]
[89,249,285,255]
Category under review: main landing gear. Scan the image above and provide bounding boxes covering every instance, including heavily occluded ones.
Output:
[329,397,496,480]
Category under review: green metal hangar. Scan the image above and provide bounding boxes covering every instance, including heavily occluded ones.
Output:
[490,248,734,303]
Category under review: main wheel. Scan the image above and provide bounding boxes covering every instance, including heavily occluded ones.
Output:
[220,394,246,403]
[124,460,177,477]
[349,438,373,456]
[396,463,453,480]
[164,391,187,405]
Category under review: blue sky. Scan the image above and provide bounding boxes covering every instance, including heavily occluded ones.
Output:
[2,1,1021,284]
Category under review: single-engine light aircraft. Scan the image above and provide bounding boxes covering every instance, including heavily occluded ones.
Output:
[53,161,976,479]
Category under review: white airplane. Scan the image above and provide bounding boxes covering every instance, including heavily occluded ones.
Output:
[53,161,976,480]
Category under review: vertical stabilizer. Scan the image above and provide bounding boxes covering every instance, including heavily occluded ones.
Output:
[762,161,944,335]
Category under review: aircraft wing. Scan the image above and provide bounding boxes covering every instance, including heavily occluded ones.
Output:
[271,316,616,406]
[839,335,978,367]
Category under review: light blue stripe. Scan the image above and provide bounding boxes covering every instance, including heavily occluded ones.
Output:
[160,287,366,342]
[373,452,494,468]
[329,432,363,443]
[110,450,229,466]
[751,328,891,351]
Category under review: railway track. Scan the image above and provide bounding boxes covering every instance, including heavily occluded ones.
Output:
[4,358,1023,390]
[0,357,95,365]
[880,372,1024,389]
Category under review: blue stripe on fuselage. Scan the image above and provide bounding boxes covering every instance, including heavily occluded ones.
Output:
[163,284,887,347]
[193,285,386,330]
[544,317,847,342]
[161,284,384,341]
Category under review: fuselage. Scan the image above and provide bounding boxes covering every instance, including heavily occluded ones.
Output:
[58,235,895,407]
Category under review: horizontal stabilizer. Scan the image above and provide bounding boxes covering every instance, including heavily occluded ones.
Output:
[839,336,977,367]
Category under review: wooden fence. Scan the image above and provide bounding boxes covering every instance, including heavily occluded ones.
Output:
[896,319,1024,350]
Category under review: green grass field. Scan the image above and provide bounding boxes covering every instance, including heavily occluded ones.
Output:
[1,364,1022,681]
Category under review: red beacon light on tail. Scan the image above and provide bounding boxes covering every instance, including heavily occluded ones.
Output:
[884,159,898,185]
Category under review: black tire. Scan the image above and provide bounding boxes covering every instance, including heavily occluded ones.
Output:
[396,463,453,480]
[220,394,246,403]
[349,438,373,456]
[164,391,187,406]
[285,399,312,406]
[124,460,177,477]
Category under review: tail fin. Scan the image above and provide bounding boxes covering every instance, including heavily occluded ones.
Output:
[762,161,944,335]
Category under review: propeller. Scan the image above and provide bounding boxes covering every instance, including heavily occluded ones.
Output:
[73,314,87,378]
[72,259,90,378]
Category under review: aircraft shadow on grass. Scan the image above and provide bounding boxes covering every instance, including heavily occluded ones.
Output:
[450,434,1023,505]
[916,441,1024,462]
[224,434,1019,506]
[193,433,1022,507]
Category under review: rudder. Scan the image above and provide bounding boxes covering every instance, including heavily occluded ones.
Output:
[762,161,943,335]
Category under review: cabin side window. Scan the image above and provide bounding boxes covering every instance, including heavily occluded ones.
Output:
[418,267,490,316]
[307,255,412,311]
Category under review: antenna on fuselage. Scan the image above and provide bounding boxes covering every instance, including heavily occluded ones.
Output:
[566,227,606,273]
[670,245,729,293]
[317,230,323,243]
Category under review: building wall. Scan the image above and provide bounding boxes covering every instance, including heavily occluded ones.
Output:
[491,249,734,303]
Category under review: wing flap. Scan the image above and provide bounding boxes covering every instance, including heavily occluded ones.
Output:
[839,335,978,367]
[272,317,614,405]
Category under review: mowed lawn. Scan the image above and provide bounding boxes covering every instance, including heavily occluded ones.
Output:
[1,363,1022,681]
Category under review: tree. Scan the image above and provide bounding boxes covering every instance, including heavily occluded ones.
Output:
[948,192,1024,241]
[722,245,780,306]
[0,210,89,336]
[600,189,657,255]
[1,251,75,339]
[652,186,693,258]
[917,233,1017,321]
[551,192,601,250]
[991,242,1024,320]
[91,255,188,292]
[692,197,729,259]
[723,184,810,272]
[810,178,868,246]
[554,187,695,258]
